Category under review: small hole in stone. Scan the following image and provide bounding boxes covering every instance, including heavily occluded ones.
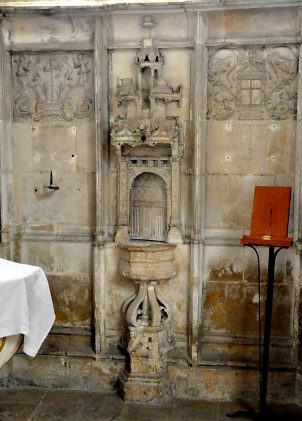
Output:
[141,135,146,141]
[148,337,152,343]
[71,154,75,158]
[34,188,38,192]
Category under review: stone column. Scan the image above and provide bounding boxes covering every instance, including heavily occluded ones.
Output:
[167,157,183,244]
[0,17,13,257]
[189,11,208,363]
[115,157,130,243]
[94,14,110,356]
[294,38,302,406]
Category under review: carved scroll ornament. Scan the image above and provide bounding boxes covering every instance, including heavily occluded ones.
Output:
[207,48,238,120]
[265,47,298,120]
[13,52,94,121]
[207,46,298,121]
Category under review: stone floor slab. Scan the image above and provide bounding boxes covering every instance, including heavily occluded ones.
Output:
[0,388,301,420]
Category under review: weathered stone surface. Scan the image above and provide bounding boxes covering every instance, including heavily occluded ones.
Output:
[112,12,189,44]
[206,174,294,230]
[48,274,93,328]
[0,1,300,406]
[207,121,296,176]
[19,241,93,277]
[1,387,302,421]
[200,340,293,367]
[168,365,295,403]
[207,8,299,40]
[10,354,123,391]
[202,281,293,339]
[38,333,94,357]
[4,15,94,46]
[13,171,96,227]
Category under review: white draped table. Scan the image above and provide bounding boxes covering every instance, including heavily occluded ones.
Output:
[0,258,55,368]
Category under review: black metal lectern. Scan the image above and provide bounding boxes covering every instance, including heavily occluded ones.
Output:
[240,186,293,419]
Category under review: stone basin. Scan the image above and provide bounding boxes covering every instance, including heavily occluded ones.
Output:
[118,242,176,283]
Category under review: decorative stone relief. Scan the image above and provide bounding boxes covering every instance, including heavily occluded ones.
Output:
[12,52,94,121]
[265,47,298,120]
[207,46,298,120]
[111,36,183,244]
[111,18,181,402]
[207,48,238,121]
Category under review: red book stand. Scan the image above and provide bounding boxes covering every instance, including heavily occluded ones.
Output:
[240,186,293,419]
[241,186,292,247]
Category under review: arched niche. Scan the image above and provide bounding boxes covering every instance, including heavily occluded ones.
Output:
[130,172,167,241]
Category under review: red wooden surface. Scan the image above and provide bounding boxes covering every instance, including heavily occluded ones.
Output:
[241,186,292,247]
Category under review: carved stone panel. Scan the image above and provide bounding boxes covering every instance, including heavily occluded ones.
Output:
[207,46,298,121]
[12,52,94,121]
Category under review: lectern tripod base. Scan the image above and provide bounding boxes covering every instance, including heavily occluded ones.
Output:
[228,245,286,420]
[237,186,293,419]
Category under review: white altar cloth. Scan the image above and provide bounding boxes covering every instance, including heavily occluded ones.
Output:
[0,258,55,357]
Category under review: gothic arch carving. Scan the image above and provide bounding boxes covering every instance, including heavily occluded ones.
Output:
[130,172,167,241]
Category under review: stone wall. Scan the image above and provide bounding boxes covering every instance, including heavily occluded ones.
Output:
[0,0,301,405]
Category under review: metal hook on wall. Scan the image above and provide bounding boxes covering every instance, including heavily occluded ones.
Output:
[44,171,59,190]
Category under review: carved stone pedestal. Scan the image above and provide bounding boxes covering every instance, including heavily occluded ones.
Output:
[118,242,176,403]
[119,327,169,403]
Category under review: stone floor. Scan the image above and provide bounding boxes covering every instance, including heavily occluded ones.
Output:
[0,388,302,420]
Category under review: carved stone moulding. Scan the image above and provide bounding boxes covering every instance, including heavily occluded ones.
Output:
[207,45,298,121]
[111,118,180,151]
[12,52,94,122]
